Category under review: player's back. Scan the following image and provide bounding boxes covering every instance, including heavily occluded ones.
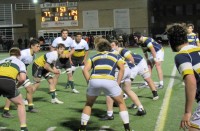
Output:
[0,56,26,79]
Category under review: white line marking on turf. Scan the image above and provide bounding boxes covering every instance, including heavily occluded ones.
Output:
[0,127,7,129]
[46,126,57,131]
[154,65,177,131]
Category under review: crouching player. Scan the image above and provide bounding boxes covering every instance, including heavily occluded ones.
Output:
[2,39,40,118]
[32,43,65,104]
[79,38,132,131]
[0,48,28,131]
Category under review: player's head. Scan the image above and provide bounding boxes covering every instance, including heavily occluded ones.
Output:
[61,28,69,40]
[133,32,142,43]
[95,38,111,52]
[186,23,194,34]
[166,23,188,52]
[57,43,65,55]
[74,32,82,43]
[9,47,21,57]
[29,39,40,53]
[111,40,119,50]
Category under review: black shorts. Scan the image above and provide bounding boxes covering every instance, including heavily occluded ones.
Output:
[32,63,49,78]
[55,58,71,69]
[71,56,84,67]
[0,76,20,99]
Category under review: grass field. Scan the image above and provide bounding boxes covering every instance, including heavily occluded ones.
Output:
[0,47,192,131]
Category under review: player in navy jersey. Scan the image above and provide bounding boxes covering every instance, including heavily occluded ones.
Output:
[79,38,132,131]
[133,32,164,89]
[187,23,200,46]
[167,23,200,130]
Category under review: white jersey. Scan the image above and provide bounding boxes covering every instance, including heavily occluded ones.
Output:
[52,36,74,49]
[72,39,89,57]
[46,51,58,64]
[20,48,35,66]
[0,56,26,79]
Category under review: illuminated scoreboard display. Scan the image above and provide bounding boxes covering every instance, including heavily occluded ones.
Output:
[40,2,78,28]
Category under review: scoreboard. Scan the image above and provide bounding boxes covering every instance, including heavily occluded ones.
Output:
[40,2,78,28]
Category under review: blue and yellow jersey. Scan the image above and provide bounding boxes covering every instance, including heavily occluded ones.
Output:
[118,47,132,60]
[187,33,199,46]
[175,45,200,100]
[0,56,26,79]
[88,51,124,80]
[127,53,143,68]
[141,37,163,52]
[72,39,89,57]
[34,51,58,67]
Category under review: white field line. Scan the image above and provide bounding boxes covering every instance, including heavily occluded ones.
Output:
[154,65,177,131]
[46,126,57,131]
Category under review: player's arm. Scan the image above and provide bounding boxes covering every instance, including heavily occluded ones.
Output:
[83,59,92,84]
[83,50,89,64]
[180,74,196,129]
[148,43,157,62]
[16,72,26,88]
[44,63,60,74]
[116,59,125,85]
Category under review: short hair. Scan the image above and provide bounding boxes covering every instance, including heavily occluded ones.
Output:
[74,32,82,36]
[95,38,111,52]
[57,43,65,49]
[9,47,21,57]
[166,23,188,52]
[111,40,119,46]
[61,28,69,34]
[187,23,194,29]
[133,31,142,39]
[29,39,39,48]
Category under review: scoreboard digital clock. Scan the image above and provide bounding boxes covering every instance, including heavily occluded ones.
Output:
[40,2,78,28]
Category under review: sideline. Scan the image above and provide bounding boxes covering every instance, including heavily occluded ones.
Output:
[154,65,177,131]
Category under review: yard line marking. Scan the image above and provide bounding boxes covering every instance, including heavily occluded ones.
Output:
[46,126,57,131]
[0,127,7,129]
[154,65,177,131]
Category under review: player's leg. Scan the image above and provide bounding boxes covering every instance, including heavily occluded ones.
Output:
[10,94,28,131]
[100,96,114,120]
[2,99,13,118]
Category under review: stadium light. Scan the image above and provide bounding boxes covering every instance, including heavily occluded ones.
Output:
[33,0,38,4]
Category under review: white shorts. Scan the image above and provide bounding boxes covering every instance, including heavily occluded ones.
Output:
[115,66,131,83]
[149,48,164,62]
[130,58,150,79]
[87,79,122,97]
[190,101,200,129]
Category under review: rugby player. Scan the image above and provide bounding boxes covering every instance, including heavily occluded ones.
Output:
[186,23,200,46]
[32,43,65,104]
[167,23,200,131]
[2,39,40,118]
[79,38,132,131]
[51,28,79,93]
[0,47,28,131]
[133,32,164,89]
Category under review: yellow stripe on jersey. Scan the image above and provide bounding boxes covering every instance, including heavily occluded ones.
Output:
[178,47,200,54]
[90,74,115,80]
[196,68,200,74]
[181,69,194,76]
[63,50,70,55]
[124,53,132,60]
[95,65,112,70]
[34,55,46,67]
[0,66,19,79]
[190,123,200,129]
[92,55,118,63]
[73,49,86,57]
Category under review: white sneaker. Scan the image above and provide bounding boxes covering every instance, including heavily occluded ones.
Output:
[123,93,128,100]
[138,83,149,89]
[153,96,159,100]
[51,98,64,104]
[72,89,79,94]
[23,99,28,106]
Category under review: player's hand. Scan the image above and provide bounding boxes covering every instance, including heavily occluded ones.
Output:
[54,69,61,74]
[180,113,192,130]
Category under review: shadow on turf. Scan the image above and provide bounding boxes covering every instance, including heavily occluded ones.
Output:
[60,117,116,131]
[57,82,88,88]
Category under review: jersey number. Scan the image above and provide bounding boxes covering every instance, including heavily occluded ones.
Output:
[2,60,12,67]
